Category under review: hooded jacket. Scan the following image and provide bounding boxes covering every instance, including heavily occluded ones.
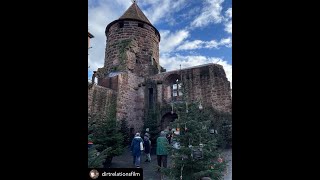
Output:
[130,136,143,156]
[143,135,151,154]
[156,132,169,155]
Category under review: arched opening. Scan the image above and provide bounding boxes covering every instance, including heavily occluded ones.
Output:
[161,112,178,131]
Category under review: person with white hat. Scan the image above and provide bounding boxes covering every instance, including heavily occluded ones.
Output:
[130,132,144,168]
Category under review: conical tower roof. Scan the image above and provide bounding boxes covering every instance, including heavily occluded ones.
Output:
[119,2,151,24]
[105,1,160,41]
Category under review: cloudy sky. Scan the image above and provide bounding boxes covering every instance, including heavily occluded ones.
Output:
[88,0,232,87]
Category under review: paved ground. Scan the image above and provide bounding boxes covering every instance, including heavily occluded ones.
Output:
[111,147,232,180]
[112,147,169,180]
[222,148,232,180]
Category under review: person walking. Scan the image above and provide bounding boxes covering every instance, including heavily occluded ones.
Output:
[156,131,169,170]
[144,128,150,141]
[144,133,151,162]
[130,132,144,168]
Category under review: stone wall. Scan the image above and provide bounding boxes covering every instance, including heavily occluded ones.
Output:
[151,63,232,113]
[104,20,160,77]
[90,4,231,134]
[88,85,117,116]
[98,75,119,91]
[116,72,145,133]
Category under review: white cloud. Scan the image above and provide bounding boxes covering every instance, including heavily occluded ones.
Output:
[225,8,232,19]
[191,0,224,28]
[141,0,187,25]
[114,0,132,9]
[189,1,232,34]
[180,6,201,20]
[204,40,219,49]
[177,40,204,50]
[159,30,190,53]
[89,1,232,86]
[224,21,232,34]
[224,8,232,34]
[88,1,128,73]
[88,0,188,75]
[177,37,232,50]
[219,37,232,48]
[160,54,232,87]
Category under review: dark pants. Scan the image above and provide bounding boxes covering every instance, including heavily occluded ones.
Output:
[157,155,167,168]
[133,155,141,167]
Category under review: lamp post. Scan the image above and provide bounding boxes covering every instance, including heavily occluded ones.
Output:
[186,102,188,113]
[171,103,174,114]
[176,79,179,97]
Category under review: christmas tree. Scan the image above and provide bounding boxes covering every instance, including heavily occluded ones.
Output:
[88,143,110,168]
[88,94,124,168]
[120,118,130,147]
[216,111,232,149]
[143,109,161,146]
[90,113,124,167]
[162,103,227,180]
[88,121,110,168]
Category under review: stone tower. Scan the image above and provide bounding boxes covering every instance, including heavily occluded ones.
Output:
[95,1,162,132]
[101,1,161,78]
[91,1,232,134]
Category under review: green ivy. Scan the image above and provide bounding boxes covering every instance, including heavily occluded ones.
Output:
[90,93,124,160]
[118,39,132,66]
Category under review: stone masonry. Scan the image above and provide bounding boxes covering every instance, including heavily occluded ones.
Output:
[88,2,232,133]
[150,64,232,113]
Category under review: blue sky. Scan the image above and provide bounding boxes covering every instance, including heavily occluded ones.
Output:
[88,0,232,87]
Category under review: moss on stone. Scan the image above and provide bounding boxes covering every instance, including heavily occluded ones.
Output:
[118,39,132,65]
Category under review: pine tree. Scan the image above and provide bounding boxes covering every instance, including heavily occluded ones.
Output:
[88,145,110,168]
[88,121,110,168]
[90,114,124,166]
[216,112,232,149]
[89,94,124,168]
[143,109,160,145]
[120,118,130,147]
[162,103,227,180]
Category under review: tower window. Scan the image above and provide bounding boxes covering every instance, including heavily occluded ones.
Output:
[138,23,144,28]
[119,22,124,28]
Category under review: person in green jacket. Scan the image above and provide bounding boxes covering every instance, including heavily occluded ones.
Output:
[156,131,169,168]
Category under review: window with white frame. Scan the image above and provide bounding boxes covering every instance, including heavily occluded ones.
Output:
[172,80,183,99]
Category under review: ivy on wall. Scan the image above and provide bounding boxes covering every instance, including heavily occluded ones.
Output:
[116,39,132,71]
[105,93,117,122]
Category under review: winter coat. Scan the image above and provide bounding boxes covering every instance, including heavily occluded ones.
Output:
[131,136,143,156]
[156,136,169,155]
[145,132,150,138]
[144,136,151,154]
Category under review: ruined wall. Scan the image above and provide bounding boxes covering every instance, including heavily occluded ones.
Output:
[151,64,232,113]
[104,20,160,77]
[97,75,119,91]
[88,85,117,116]
[116,72,145,133]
